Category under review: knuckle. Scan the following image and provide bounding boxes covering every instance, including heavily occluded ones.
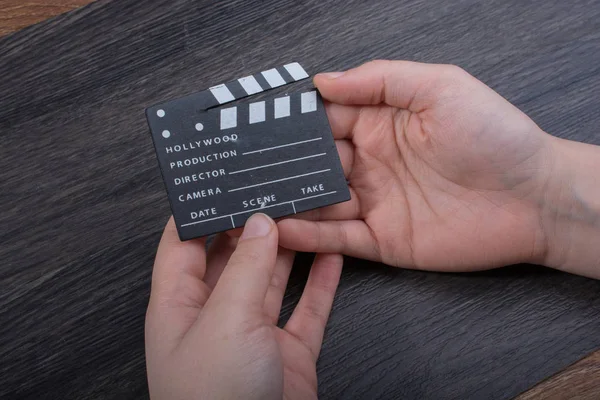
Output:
[244,249,263,265]
[231,246,263,266]
[363,59,394,73]
[365,59,386,67]
[269,268,286,290]
[441,64,472,84]
[428,64,472,98]
[310,277,335,296]
[336,224,349,248]
[315,223,324,250]
[444,64,466,76]
[303,301,327,324]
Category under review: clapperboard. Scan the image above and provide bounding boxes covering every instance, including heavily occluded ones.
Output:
[146,63,351,240]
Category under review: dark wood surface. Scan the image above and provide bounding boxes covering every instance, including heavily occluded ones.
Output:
[1,1,600,399]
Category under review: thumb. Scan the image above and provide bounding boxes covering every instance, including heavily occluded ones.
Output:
[209,213,279,308]
[314,59,451,110]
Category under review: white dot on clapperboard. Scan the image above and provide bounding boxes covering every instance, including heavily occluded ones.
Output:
[162,130,171,138]
[195,123,204,132]
[157,109,166,118]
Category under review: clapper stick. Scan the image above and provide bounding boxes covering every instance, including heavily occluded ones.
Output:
[149,62,311,117]
[146,63,351,240]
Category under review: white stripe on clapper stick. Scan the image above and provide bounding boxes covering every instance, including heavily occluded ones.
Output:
[262,68,286,88]
[284,62,309,80]
[238,76,264,95]
[209,84,235,104]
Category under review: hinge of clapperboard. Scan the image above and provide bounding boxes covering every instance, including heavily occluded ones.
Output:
[195,62,318,130]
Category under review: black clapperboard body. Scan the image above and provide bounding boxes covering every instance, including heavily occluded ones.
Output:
[146,63,350,240]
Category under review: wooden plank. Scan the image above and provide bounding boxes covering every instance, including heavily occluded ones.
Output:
[518,353,600,400]
[1,1,600,399]
[0,0,93,36]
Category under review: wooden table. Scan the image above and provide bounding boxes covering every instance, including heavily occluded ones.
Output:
[1,1,599,399]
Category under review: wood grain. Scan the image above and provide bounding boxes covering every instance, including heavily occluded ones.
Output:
[1,1,600,399]
[0,0,93,36]
[518,352,600,400]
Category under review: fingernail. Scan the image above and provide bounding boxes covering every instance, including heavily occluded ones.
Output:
[318,71,345,79]
[240,213,273,240]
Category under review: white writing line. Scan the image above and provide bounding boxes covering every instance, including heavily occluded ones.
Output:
[180,191,338,228]
[228,169,330,193]
[292,202,297,214]
[230,216,235,228]
[228,153,326,175]
[242,137,323,155]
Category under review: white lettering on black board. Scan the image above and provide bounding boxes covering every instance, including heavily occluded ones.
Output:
[174,170,226,185]
[169,151,238,169]
[178,187,223,202]
[301,184,325,195]
[190,208,218,220]
[242,194,277,208]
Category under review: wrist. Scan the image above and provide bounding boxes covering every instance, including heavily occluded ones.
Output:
[536,135,600,277]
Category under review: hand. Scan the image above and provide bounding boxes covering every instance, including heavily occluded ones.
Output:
[278,60,556,271]
[145,213,342,400]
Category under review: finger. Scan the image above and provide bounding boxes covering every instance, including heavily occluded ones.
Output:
[146,217,209,355]
[292,185,361,222]
[225,227,243,238]
[326,102,361,140]
[315,60,451,111]
[224,214,284,238]
[277,219,381,262]
[204,233,238,290]
[209,213,279,308]
[284,254,343,360]
[263,247,295,324]
[336,139,354,178]
[226,191,361,238]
